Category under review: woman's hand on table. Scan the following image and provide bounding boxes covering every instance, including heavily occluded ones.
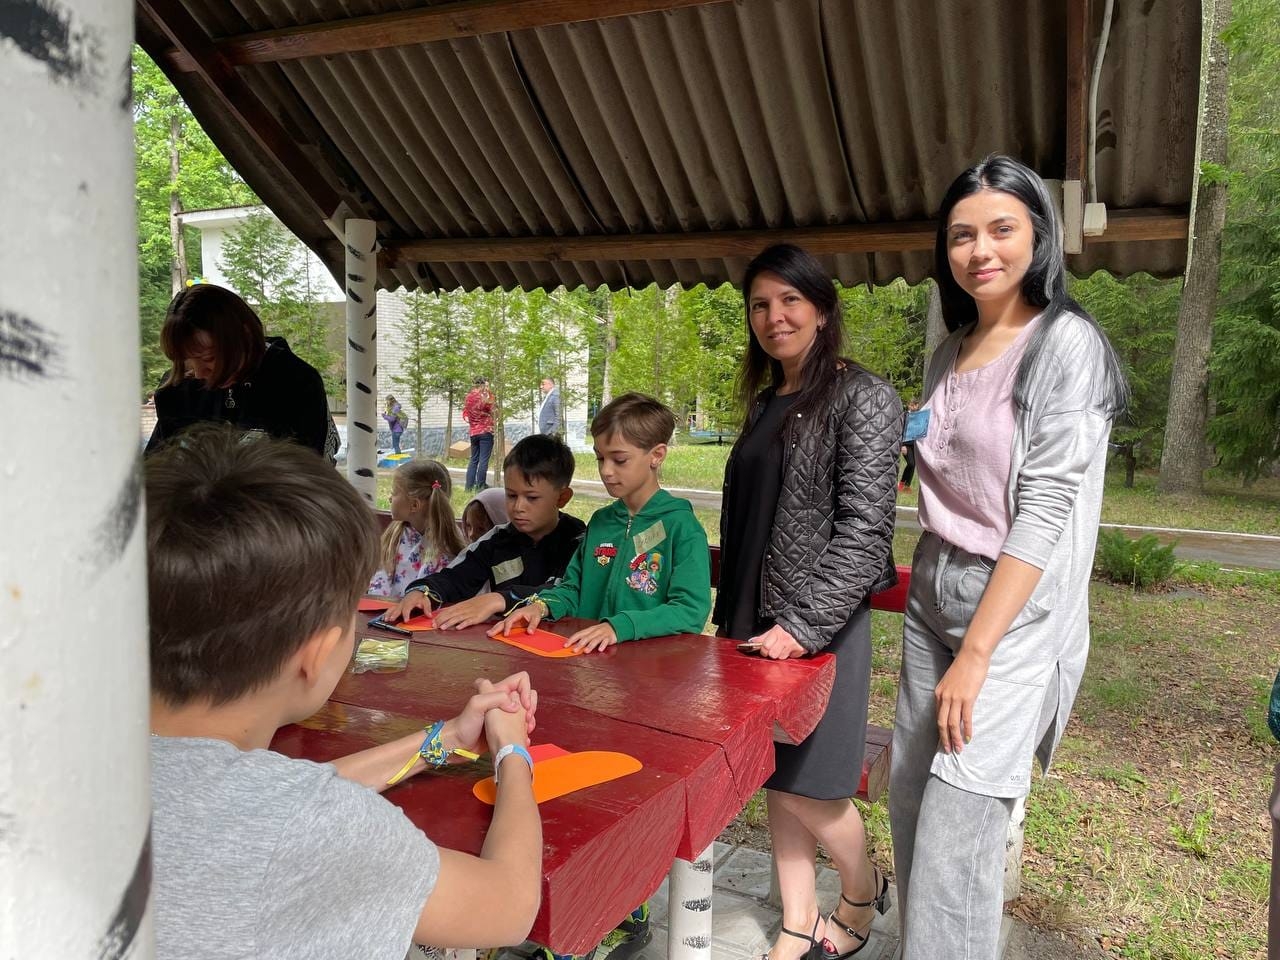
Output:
[750,624,807,659]
[565,622,618,653]
[386,589,431,623]
[934,647,990,754]
[435,593,505,629]
[446,672,537,754]
[489,604,543,639]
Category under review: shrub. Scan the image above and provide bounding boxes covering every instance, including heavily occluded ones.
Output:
[1093,530,1177,589]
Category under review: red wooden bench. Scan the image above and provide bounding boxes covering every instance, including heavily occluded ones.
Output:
[373,511,907,801]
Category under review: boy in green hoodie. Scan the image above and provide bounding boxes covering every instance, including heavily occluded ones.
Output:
[490,393,712,960]
[492,392,711,653]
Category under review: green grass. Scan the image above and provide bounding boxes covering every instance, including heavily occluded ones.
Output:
[574,441,735,491]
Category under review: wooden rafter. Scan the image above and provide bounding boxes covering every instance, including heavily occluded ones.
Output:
[1064,0,1091,183]
[166,0,732,71]
[380,208,1188,266]
[138,0,340,220]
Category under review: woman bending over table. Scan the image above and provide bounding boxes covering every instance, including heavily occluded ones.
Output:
[714,243,903,960]
[888,155,1128,960]
[145,284,333,457]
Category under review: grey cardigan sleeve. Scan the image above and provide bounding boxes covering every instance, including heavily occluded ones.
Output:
[1000,320,1115,570]
[774,379,903,652]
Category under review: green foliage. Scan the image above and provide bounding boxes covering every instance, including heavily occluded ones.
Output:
[1093,530,1178,589]
[393,290,470,454]
[218,211,337,393]
[132,47,256,395]
[837,278,929,397]
[1073,271,1180,468]
[609,285,701,415]
[1211,0,1280,481]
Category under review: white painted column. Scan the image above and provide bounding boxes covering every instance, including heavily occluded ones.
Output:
[668,846,715,960]
[344,218,379,503]
[1003,795,1027,901]
[1,1,154,957]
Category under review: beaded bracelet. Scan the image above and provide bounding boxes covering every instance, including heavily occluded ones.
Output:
[386,721,480,786]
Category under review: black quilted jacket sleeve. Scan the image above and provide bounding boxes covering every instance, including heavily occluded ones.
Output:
[770,371,903,653]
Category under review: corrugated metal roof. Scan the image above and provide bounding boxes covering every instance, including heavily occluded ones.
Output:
[137,0,1200,292]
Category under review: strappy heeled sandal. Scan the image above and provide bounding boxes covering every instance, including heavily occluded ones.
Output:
[820,868,890,960]
[761,915,824,960]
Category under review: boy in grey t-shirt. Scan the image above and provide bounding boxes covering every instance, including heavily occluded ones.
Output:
[145,428,542,960]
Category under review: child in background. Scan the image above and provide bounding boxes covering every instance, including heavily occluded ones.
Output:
[369,460,467,598]
[491,393,712,960]
[145,427,541,960]
[494,393,710,652]
[387,434,585,630]
[462,487,510,544]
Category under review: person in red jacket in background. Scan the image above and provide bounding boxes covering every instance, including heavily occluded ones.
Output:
[462,377,496,491]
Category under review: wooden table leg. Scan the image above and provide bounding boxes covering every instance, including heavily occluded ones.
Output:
[667,844,714,960]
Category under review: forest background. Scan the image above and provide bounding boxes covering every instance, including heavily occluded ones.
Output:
[132,0,1279,491]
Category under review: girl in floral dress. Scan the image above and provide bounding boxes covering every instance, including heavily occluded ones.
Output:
[368,460,467,598]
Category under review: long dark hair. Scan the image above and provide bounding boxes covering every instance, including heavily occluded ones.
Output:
[737,244,848,425]
[935,155,1128,416]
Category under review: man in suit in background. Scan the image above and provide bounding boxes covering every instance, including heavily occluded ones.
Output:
[537,377,561,437]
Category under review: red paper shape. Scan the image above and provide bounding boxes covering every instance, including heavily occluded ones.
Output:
[493,627,584,658]
[399,613,437,632]
[358,597,396,612]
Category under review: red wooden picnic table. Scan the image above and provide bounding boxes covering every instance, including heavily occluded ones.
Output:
[271,613,834,955]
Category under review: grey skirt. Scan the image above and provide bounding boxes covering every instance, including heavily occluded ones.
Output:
[766,599,873,800]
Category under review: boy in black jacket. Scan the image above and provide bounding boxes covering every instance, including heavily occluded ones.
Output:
[387,434,585,629]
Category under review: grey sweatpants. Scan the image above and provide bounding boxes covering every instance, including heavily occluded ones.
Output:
[890,532,1058,960]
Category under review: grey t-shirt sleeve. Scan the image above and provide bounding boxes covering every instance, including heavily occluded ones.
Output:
[261,771,439,958]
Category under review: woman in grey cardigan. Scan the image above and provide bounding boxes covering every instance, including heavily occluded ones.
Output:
[888,156,1128,960]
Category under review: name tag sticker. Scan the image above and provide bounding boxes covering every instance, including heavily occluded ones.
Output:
[492,556,524,584]
[631,520,666,556]
[904,408,931,443]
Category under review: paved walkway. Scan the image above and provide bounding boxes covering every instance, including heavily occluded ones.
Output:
[499,842,1071,960]
[449,468,1279,571]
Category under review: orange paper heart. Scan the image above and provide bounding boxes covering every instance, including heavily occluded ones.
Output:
[472,749,641,805]
[358,597,395,612]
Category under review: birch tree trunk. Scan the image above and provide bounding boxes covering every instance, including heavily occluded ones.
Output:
[168,109,188,294]
[1159,0,1232,495]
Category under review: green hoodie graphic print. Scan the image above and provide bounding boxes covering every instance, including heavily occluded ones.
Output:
[537,489,711,641]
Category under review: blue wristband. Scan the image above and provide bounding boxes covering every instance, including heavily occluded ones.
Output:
[492,743,534,784]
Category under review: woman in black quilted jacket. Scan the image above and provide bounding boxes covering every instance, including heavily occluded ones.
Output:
[714,244,903,960]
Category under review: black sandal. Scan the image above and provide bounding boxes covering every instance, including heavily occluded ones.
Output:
[761,915,824,960]
[820,868,890,960]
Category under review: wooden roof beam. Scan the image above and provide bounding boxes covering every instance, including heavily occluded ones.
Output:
[381,208,1188,266]
[138,0,341,221]
[1063,0,1091,253]
[166,0,733,71]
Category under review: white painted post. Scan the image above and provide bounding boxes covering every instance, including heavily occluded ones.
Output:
[345,219,379,503]
[668,846,715,960]
[1003,795,1027,902]
[1,2,154,957]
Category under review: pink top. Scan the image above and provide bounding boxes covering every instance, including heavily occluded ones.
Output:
[916,317,1039,560]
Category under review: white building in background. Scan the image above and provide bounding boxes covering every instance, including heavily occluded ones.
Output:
[181,205,588,450]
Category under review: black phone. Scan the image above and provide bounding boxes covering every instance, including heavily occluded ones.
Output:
[736,641,763,655]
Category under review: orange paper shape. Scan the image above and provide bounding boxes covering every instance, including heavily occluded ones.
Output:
[493,627,584,658]
[398,613,437,632]
[472,749,642,805]
[358,597,395,612]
